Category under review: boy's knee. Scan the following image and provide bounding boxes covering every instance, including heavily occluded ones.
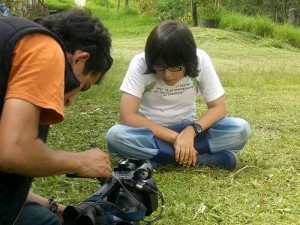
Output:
[233,119,250,152]
[237,118,251,142]
[106,125,121,143]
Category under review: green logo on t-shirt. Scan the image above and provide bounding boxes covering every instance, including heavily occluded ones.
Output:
[144,81,156,93]
[193,78,199,93]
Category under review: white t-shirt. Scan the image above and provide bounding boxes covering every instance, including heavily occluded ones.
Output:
[120,49,225,126]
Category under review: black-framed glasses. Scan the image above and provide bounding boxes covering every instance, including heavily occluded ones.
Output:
[152,64,184,72]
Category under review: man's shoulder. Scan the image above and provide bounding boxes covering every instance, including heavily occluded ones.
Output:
[18,33,63,55]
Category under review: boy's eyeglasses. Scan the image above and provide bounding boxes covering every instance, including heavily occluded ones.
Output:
[152,64,184,72]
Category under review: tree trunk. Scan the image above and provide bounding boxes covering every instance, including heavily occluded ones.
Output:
[191,0,198,26]
[125,0,129,11]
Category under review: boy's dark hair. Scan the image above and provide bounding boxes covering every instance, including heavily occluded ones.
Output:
[35,8,113,78]
[145,20,198,77]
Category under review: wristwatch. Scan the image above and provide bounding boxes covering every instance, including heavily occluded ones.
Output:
[191,122,203,136]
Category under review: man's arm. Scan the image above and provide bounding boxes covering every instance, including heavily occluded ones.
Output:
[27,191,65,223]
[0,98,111,180]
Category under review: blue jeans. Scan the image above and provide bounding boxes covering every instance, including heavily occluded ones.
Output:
[15,201,61,225]
[0,4,9,17]
[106,117,250,160]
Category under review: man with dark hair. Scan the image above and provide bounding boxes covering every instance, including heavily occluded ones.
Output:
[0,8,113,225]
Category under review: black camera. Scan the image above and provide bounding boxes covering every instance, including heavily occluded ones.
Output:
[63,159,164,225]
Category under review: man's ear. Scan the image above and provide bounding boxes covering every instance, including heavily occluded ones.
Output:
[75,51,90,62]
[67,50,90,66]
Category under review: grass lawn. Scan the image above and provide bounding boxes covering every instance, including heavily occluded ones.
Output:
[32,4,300,224]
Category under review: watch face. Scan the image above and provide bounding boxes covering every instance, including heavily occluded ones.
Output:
[193,123,202,134]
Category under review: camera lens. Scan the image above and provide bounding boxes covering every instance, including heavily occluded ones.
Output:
[136,168,150,180]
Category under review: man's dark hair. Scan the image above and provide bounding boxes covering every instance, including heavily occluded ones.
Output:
[35,8,113,78]
[145,20,198,77]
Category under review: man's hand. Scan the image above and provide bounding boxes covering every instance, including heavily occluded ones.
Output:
[74,148,112,182]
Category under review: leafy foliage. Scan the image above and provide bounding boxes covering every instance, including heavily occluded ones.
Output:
[136,0,300,25]
[226,0,300,23]
[5,0,51,18]
[153,0,190,21]
[198,0,224,20]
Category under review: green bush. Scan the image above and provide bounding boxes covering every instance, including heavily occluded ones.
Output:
[274,24,300,48]
[138,0,156,15]
[153,0,189,21]
[198,0,224,20]
[220,11,300,48]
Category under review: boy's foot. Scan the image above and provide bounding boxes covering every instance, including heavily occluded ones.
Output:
[197,150,238,170]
